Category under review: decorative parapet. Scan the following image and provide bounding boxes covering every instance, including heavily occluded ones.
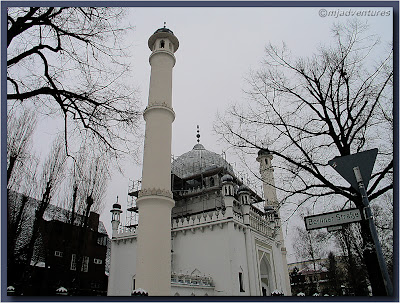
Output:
[171,273,214,288]
[112,228,137,243]
[249,209,275,238]
[111,225,137,241]
[138,188,173,199]
[172,208,230,230]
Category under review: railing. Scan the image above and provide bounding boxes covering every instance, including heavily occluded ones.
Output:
[171,273,214,287]
[249,209,274,237]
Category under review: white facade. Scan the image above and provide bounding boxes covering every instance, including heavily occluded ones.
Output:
[108,143,291,296]
[107,26,291,297]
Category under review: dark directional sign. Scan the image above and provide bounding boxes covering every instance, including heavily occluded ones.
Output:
[328,148,378,192]
[304,208,362,230]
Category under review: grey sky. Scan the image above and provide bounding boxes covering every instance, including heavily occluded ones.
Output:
[28,5,394,263]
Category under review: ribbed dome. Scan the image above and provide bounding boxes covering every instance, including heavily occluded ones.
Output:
[172,144,234,179]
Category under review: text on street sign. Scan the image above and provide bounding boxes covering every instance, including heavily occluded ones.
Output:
[304,208,362,230]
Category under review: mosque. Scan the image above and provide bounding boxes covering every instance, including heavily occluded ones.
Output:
[107,26,291,296]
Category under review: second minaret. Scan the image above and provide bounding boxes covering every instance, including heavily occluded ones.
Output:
[135,26,179,296]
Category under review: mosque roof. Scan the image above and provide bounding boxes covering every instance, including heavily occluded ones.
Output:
[171,143,234,179]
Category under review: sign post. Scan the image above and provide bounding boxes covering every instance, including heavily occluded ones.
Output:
[328,149,393,296]
[352,166,393,297]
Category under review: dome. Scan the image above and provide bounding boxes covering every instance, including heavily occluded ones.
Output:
[237,184,250,194]
[112,203,121,209]
[258,148,272,157]
[221,174,234,183]
[172,144,234,179]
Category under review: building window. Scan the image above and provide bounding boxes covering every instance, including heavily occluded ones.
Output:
[210,177,215,187]
[97,235,107,246]
[91,282,101,289]
[239,272,245,292]
[160,40,165,48]
[54,251,63,257]
[93,258,103,265]
[70,254,77,271]
[81,256,89,272]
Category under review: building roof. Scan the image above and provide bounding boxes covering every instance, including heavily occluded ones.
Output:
[171,144,234,179]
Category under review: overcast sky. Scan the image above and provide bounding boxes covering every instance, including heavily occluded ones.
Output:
[29,4,394,263]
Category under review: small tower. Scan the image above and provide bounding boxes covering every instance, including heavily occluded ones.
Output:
[221,174,235,218]
[135,25,179,296]
[256,149,278,209]
[257,148,292,295]
[237,185,251,225]
[110,199,122,237]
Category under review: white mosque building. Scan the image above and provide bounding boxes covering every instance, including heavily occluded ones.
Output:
[108,139,292,296]
[107,26,291,297]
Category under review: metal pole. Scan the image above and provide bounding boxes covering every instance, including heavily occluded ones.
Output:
[353,166,393,296]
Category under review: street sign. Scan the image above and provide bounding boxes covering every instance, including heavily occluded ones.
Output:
[304,208,362,230]
[328,148,378,192]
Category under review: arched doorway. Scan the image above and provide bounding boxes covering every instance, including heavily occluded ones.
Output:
[259,254,273,296]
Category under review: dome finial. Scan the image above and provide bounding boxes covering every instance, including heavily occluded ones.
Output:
[164,21,166,28]
[196,125,201,143]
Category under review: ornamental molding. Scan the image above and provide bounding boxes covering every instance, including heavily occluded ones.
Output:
[147,101,173,111]
[138,187,173,199]
[143,103,175,120]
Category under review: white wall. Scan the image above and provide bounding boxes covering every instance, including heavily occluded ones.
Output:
[172,221,250,296]
[107,237,137,296]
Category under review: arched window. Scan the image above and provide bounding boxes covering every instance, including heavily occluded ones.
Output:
[160,40,165,48]
[210,177,215,187]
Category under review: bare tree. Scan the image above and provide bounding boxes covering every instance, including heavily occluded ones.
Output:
[18,136,67,288]
[292,226,327,295]
[7,107,37,188]
[55,149,109,294]
[333,224,370,295]
[7,7,142,158]
[371,193,393,280]
[215,21,393,295]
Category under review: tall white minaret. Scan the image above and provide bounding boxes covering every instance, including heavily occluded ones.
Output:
[256,149,292,295]
[135,25,179,296]
[256,149,278,209]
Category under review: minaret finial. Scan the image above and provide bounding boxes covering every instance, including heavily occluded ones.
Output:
[196,125,201,143]
[164,22,166,28]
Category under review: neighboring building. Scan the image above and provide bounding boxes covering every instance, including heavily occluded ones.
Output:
[107,143,292,296]
[288,259,329,296]
[288,257,358,296]
[7,191,109,295]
